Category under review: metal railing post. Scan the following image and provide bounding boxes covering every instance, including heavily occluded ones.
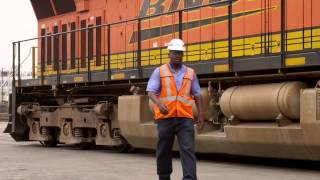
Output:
[87,28,91,82]
[56,33,60,86]
[12,43,16,85]
[281,0,286,68]
[107,25,111,80]
[138,19,142,78]
[11,42,16,133]
[104,25,106,72]
[32,47,36,79]
[228,0,233,72]
[41,40,44,85]
[17,42,21,87]
[179,10,183,40]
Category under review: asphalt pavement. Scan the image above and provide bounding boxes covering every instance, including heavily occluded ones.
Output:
[0,122,319,180]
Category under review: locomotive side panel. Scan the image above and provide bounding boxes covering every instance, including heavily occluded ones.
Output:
[33,0,320,78]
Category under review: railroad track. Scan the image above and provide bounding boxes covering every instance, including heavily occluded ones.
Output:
[0,113,9,122]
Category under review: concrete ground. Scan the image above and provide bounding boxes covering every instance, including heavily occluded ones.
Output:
[0,122,320,180]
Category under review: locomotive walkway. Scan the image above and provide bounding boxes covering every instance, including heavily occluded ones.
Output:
[0,122,319,180]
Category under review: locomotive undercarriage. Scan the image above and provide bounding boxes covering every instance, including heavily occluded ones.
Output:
[10,83,133,150]
[21,102,123,147]
[6,69,320,159]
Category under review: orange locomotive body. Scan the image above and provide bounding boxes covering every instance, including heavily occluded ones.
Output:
[33,0,320,77]
[5,0,320,161]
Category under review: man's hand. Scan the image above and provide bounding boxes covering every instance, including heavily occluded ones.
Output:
[194,95,205,131]
[148,91,169,115]
[158,103,169,115]
[196,114,204,131]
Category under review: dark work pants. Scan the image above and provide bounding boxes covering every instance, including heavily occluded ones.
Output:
[156,118,197,180]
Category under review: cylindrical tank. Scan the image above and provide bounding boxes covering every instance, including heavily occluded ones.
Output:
[148,88,219,120]
[219,81,307,120]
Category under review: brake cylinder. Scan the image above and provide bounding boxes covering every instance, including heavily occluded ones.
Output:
[219,81,307,120]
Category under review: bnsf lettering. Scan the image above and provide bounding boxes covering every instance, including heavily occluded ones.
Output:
[139,0,239,17]
[169,0,203,12]
[139,0,166,17]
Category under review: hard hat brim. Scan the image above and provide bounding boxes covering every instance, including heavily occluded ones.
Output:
[168,47,186,52]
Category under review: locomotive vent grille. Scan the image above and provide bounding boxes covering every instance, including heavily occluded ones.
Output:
[317,89,320,120]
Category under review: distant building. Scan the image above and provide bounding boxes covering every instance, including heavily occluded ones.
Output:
[1,69,12,103]
[1,68,32,102]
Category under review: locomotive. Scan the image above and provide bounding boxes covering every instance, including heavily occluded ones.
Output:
[5,0,320,160]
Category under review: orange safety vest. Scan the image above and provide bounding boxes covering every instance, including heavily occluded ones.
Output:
[154,64,195,120]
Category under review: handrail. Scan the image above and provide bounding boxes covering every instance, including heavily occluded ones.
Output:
[13,0,230,43]
[13,0,317,85]
[12,0,234,85]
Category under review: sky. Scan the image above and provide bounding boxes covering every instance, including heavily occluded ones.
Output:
[0,0,37,71]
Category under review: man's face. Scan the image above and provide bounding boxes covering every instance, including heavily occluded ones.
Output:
[169,50,183,66]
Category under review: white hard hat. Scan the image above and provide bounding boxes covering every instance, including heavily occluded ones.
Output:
[167,39,186,51]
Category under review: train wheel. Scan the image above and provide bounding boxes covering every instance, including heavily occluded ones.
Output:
[40,140,57,147]
[111,137,133,153]
[111,143,132,153]
[76,141,95,150]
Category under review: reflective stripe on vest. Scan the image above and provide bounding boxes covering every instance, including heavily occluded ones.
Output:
[162,65,172,97]
[154,64,195,120]
[159,96,194,106]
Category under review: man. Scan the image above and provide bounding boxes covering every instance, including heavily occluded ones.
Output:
[147,38,204,180]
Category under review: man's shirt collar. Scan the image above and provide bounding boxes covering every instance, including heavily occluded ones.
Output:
[168,63,186,75]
